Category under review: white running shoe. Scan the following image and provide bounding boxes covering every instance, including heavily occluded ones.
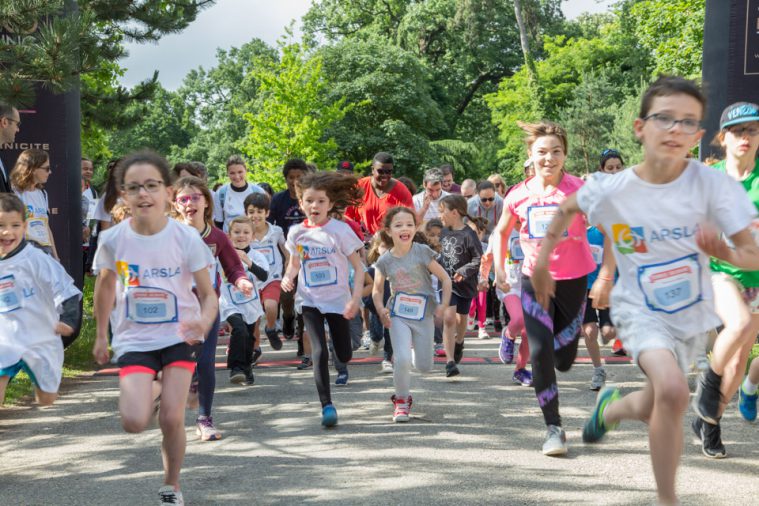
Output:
[158,486,184,505]
[484,318,493,327]
[542,425,567,456]
[381,360,394,374]
[478,327,490,340]
[590,368,606,391]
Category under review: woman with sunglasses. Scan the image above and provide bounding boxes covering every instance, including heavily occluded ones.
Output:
[691,102,759,458]
[10,149,58,259]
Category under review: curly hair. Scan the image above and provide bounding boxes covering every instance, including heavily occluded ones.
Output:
[295,171,363,211]
[11,149,48,192]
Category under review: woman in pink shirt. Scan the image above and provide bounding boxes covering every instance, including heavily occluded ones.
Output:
[493,121,596,457]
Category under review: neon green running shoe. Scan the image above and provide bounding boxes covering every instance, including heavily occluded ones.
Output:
[583,387,621,443]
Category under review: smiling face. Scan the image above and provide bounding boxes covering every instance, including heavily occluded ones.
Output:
[121,163,171,222]
[229,221,253,249]
[371,161,393,190]
[723,121,759,161]
[300,188,332,226]
[387,210,417,247]
[0,210,25,257]
[441,173,454,191]
[634,94,704,163]
[246,205,269,229]
[529,135,566,184]
[81,159,94,182]
[174,185,207,224]
[227,163,248,188]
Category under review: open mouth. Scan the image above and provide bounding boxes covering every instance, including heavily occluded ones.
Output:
[399,232,411,241]
[0,238,16,247]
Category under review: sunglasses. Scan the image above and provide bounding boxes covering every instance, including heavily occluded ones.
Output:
[376,168,393,176]
[481,197,495,202]
[175,193,204,205]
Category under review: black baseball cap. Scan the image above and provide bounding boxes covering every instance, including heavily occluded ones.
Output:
[337,160,354,172]
[720,102,759,129]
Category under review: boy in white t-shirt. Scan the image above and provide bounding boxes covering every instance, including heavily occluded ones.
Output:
[530,76,759,505]
[0,194,82,406]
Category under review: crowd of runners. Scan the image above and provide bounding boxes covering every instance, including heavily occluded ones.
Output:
[1,75,759,506]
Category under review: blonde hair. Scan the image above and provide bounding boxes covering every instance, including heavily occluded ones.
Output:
[11,149,49,192]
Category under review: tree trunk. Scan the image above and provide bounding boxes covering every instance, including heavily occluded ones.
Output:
[513,0,541,109]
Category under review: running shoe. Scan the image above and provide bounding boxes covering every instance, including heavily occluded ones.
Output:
[582,387,621,443]
[296,356,312,370]
[738,384,758,422]
[252,347,262,366]
[499,331,515,364]
[590,368,607,391]
[434,343,446,357]
[485,318,493,327]
[453,341,464,364]
[693,369,722,425]
[265,327,283,351]
[691,417,726,459]
[369,338,383,356]
[229,368,246,385]
[297,338,304,357]
[158,486,184,505]
[493,319,503,333]
[478,327,490,340]
[512,368,533,386]
[196,416,221,441]
[381,360,393,374]
[542,425,567,456]
[321,403,338,427]
[335,371,349,386]
[244,368,255,385]
[445,361,460,378]
[282,317,294,340]
[611,339,627,356]
[360,331,372,350]
[392,395,412,422]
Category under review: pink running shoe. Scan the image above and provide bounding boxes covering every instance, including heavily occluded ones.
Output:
[391,395,413,422]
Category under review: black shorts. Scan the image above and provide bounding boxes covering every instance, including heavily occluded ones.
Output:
[583,295,614,327]
[118,342,200,377]
[450,293,473,315]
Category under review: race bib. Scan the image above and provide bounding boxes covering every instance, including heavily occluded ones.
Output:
[253,245,276,265]
[125,286,178,324]
[509,235,524,261]
[27,218,51,246]
[589,244,604,265]
[225,275,259,305]
[0,275,22,313]
[303,257,337,288]
[86,198,98,221]
[526,205,566,239]
[638,254,702,314]
[391,292,428,321]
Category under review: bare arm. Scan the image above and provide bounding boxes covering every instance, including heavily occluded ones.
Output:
[344,250,364,319]
[92,269,117,364]
[180,268,219,343]
[589,225,616,309]
[372,268,390,328]
[700,225,759,271]
[281,251,301,292]
[493,208,518,292]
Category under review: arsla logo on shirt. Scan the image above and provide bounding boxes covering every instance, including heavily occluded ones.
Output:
[612,224,647,254]
[116,261,140,287]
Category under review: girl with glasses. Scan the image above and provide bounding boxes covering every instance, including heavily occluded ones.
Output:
[10,149,58,259]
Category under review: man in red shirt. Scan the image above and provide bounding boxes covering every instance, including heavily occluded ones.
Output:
[346,152,414,236]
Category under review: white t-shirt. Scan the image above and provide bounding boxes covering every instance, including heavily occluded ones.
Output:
[16,189,52,247]
[412,190,450,221]
[213,183,265,232]
[219,249,268,324]
[286,218,364,314]
[250,223,286,288]
[93,218,214,357]
[0,243,81,367]
[577,161,757,338]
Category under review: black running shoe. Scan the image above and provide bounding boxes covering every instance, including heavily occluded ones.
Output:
[297,356,312,370]
[282,317,294,340]
[230,368,246,384]
[454,341,464,364]
[693,369,722,425]
[244,367,255,385]
[251,347,262,366]
[265,327,283,350]
[691,417,726,459]
[493,320,503,333]
[445,361,460,378]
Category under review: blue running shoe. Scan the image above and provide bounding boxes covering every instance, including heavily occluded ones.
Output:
[499,330,515,364]
[512,368,533,386]
[583,387,621,443]
[335,371,349,386]
[738,384,758,422]
[321,403,338,427]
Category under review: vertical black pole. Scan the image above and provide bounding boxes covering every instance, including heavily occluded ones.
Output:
[701,0,730,161]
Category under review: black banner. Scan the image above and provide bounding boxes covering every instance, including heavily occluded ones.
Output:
[702,0,759,159]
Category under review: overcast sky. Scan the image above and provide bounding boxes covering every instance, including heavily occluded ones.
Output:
[120,0,615,90]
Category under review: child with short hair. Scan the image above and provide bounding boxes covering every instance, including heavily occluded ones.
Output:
[0,193,81,406]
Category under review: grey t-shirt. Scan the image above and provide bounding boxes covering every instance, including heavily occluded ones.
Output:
[375,242,438,318]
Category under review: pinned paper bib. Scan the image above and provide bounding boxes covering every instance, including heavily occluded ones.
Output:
[638,254,702,314]
[27,218,51,246]
[0,275,22,313]
[589,244,604,265]
[253,245,276,265]
[526,205,566,239]
[226,274,259,305]
[303,257,337,288]
[509,235,524,261]
[391,292,428,321]
[125,286,178,324]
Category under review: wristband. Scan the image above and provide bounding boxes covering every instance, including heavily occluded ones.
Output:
[597,276,613,281]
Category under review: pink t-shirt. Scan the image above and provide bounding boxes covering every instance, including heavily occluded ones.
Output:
[504,173,595,280]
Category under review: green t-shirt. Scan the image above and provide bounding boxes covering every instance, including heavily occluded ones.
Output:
[710,159,759,287]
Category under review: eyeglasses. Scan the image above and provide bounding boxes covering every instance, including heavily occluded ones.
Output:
[480,197,495,202]
[3,117,20,127]
[726,125,759,137]
[601,148,620,157]
[36,165,51,172]
[122,179,164,196]
[376,168,393,176]
[175,193,204,205]
[643,113,701,134]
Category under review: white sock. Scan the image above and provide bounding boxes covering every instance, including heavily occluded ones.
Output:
[743,377,758,395]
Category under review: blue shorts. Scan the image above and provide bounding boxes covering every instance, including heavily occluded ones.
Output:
[0,360,39,387]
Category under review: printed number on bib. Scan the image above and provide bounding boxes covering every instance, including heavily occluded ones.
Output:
[589,244,604,265]
[226,274,259,305]
[637,254,701,314]
[27,218,51,246]
[125,286,178,324]
[509,235,524,261]
[526,205,566,240]
[391,292,428,321]
[253,246,276,265]
[303,257,337,288]
[0,275,22,313]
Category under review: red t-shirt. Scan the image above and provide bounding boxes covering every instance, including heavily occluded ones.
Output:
[346,177,414,235]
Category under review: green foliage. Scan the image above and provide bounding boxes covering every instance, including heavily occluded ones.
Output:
[238,43,352,188]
